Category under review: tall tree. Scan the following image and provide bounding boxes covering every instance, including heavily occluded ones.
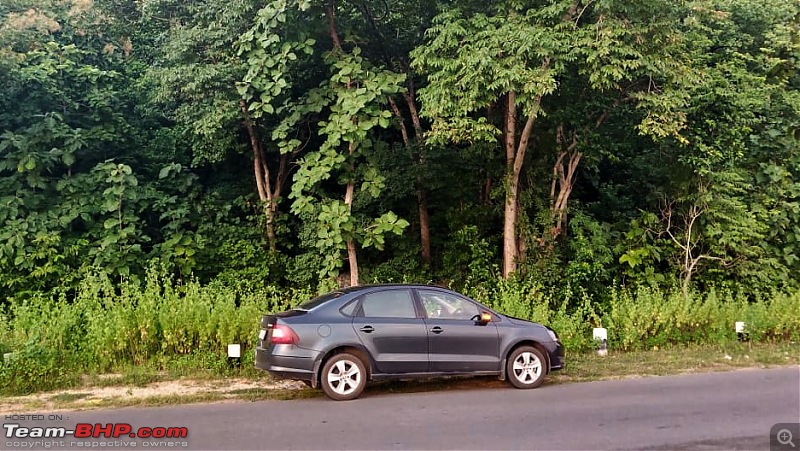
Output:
[412,3,568,277]
[145,0,301,255]
[0,0,203,292]
[352,0,439,265]
[413,0,697,278]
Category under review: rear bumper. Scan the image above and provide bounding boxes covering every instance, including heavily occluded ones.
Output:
[255,344,318,381]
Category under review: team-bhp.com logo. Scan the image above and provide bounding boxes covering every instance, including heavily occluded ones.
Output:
[4,423,188,439]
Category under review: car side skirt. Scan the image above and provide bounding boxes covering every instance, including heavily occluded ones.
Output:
[369,370,501,381]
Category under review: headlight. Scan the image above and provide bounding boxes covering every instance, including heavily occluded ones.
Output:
[547,328,559,342]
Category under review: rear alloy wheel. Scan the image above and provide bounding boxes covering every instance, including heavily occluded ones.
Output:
[506,346,547,389]
[321,353,367,401]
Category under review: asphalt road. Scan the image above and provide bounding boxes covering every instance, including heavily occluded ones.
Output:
[4,367,799,450]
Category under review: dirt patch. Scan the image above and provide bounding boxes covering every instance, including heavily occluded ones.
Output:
[0,378,306,413]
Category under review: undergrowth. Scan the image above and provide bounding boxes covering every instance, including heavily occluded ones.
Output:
[1,269,798,396]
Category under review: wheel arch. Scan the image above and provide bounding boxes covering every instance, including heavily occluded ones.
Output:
[500,340,551,380]
[312,344,374,388]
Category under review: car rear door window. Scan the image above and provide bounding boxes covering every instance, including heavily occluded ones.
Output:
[359,289,417,318]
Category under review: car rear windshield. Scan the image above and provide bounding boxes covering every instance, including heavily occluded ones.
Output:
[296,291,344,311]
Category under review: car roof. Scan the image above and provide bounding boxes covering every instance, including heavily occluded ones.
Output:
[335,283,452,293]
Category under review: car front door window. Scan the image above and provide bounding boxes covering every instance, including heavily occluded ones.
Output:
[419,291,479,320]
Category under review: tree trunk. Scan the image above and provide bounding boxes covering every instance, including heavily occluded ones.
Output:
[502,180,519,278]
[417,187,431,264]
[326,1,342,50]
[240,100,277,254]
[342,177,356,285]
[326,2,358,286]
[502,92,518,278]
[549,126,582,240]
[346,239,359,287]
[265,204,277,254]
[404,90,432,266]
[389,89,432,265]
[502,92,538,279]
[344,149,358,286]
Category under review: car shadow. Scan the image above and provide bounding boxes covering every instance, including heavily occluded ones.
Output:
[361,375,510,396]
[289,375,560,400]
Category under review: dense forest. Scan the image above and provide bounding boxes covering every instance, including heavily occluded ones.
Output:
[2,0,799,393]
[1,0,799,300]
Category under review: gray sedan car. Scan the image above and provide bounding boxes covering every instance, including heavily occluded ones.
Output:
[255,284,565,400]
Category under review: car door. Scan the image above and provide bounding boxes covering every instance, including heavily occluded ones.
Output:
[416,289,501,373]
[351,288,429,374]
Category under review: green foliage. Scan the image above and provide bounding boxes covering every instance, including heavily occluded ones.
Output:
[441,224,498,289]
[236,0,315,121]
[143,0,257,164]
[288,47,409,282]
[362,246,431,284]
[0,2,211,294]
[412,6,563,144]
[0,344,78,395]
[461,274,800,353]
[1,0,800,395]
[561,211,616,298]
[1,265,799,395]
[604,287,800,350]
[0,267,311,395]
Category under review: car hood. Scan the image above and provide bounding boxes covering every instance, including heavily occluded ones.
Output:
[502,314,538,327]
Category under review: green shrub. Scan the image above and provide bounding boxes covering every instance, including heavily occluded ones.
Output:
[2,267,799,395]
[600,286,800,350]
[0,344,79,395]
[465,277,601,352]
[0,267,311,394]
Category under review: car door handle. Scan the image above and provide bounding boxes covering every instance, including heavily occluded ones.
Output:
[359,325,375,333]
[430,326,443,334]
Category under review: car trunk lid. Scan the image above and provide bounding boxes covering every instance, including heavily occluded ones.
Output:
[259,310,307,343]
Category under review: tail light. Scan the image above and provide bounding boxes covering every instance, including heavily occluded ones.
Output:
[270,324,300,345]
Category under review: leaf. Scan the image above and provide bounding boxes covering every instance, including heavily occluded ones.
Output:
[62,152,76,166]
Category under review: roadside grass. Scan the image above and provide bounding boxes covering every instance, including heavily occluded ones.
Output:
[1,340,796,413]
[49,393,91,403]
[553,340,799,383]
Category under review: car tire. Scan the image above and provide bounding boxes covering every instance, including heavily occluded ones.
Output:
[320,352,367,401]
[506,345,547,389]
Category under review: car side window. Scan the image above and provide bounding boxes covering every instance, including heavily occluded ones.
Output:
[418,290,480,320]
[359,289,417,319]
[339,299,359,317]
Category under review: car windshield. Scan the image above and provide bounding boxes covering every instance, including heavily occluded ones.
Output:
[296,291,344,311]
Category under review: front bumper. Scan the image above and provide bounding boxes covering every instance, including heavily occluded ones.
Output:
[548,341,566,371]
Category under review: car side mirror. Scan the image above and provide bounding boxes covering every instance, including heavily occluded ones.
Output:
[477,312,492,325]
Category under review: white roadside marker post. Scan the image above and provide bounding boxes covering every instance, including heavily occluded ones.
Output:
[227,344,242,368]
[735,322,749,342]
[593,327,608,357]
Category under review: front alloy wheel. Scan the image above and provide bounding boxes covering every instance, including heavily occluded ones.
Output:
[321,353,367,401]
[507,346,547,389]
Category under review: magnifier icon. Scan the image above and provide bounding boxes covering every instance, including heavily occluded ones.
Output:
[777,429,796,448]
